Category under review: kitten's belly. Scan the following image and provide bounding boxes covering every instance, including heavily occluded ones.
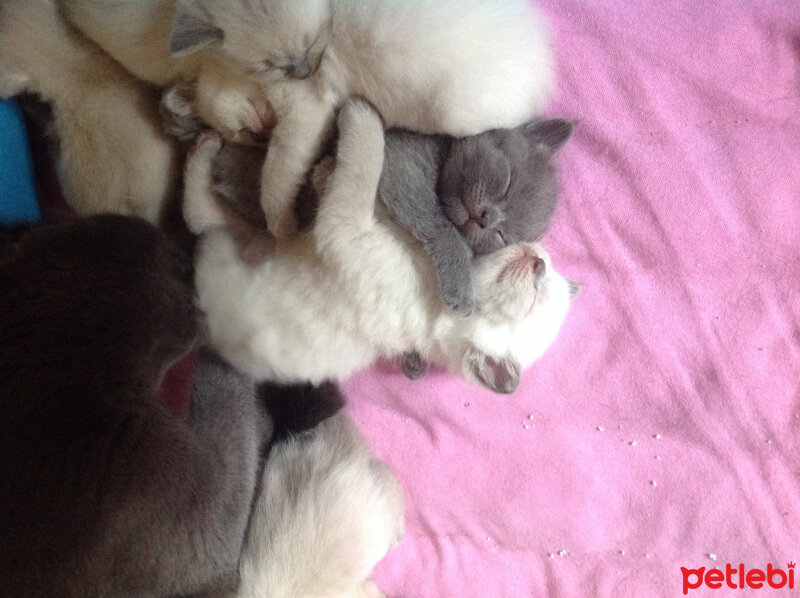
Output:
[195,231,428,384]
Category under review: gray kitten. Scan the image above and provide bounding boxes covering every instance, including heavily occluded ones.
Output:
[162,89,571,377]
[162,85,572,311]
[0,216,265,598]
[380,120,573,316]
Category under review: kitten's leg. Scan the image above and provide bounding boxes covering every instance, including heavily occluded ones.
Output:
[260,85,335,238]
[423,220,475,315]
[380,172,475,315]
[182,132,227,235]
[313,99,385,258]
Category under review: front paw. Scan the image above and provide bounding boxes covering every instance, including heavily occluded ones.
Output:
[441,277,475,316]
[336,99,383,151]
[196,76,276,145]
[191,131,223,158]
[338,98,379,128]
[263,201,298,238]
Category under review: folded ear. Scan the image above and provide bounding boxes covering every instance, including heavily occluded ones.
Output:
[464,346,521,394]
[521,118,574,155]
[170,2,224,57]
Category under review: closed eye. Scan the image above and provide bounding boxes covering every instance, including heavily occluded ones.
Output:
[502,171,513,198]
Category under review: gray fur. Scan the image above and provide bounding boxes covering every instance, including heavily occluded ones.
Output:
[0,216,265,597]
[170,2,223,57]
[160,92,572,380]
[384,119,574,316]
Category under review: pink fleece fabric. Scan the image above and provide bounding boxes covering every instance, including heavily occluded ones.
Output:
[345,2,800,596]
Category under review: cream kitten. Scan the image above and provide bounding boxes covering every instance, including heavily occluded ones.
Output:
[186,100,576,393]
[60,0,276,144]
[240,386,403,598]
[63,0,554,237]
[0,0,177,222]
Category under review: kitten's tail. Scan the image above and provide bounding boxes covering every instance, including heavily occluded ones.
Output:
[257,380,345,442]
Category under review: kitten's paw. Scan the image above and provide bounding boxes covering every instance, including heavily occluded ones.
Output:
[441,278,475,316]
[337,98,382,136]
[194,67,276,145]
[311,156,336,196]
[262,200,298,238]
[160,82,204,141]
[400,351,428,380]
[191,131,223,158]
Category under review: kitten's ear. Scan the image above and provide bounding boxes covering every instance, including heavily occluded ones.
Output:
[170,2,224,57]
[567,279,582,300]
[464,346,521,394]
[522,119,575,155]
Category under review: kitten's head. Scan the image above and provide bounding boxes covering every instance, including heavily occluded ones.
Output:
[439,119,574,255]
[458,243,579,394]
[171,0,331,82]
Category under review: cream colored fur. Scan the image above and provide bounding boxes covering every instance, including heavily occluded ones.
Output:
[0,0,178,222]
[238,411,403,598]
[60,0,275,143]
[186,101,574,392]
[60,0,554,237]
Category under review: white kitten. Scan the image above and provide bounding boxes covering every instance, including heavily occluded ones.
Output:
[63,0,554,237]
[239,410,403,598]
[0,0,177,222]
[186,101,575,393]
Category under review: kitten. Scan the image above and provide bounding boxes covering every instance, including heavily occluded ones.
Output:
[0,0,178,223]
[239,381,403,598]
[63,0,554,238]
[185,100,577,393]
[162,82,572,314]
[0,215,265,597]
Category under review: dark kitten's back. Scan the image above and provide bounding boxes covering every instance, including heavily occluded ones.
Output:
[0,215,263,597]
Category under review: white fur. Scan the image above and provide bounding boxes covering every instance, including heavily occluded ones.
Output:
[228,0,556,237]
[0,0,177,222]
[188,101,573,391]
[60,0,554,237]
[61,0,277,143]
[238,411,403,598]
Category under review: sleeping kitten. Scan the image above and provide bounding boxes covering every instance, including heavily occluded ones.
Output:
[239,381,403,598]
[0,0,178,222]
[162,82,572,314]
[63,0,554,238]
[185,100,577,393]
[0,215,266,597]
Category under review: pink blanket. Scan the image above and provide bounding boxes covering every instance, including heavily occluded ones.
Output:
[347,2,800,596]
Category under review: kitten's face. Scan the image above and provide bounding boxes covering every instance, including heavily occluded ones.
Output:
[173,0,331,83]
[439,119,573,255]
[472,242,552,321]
[462,242,577,394]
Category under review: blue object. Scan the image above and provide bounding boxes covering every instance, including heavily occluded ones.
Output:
[0,98,40,225]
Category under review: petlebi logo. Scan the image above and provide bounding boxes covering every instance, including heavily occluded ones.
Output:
[681,561,795,594]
